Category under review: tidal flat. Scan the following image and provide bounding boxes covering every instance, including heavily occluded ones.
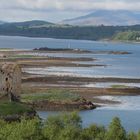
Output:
[0,36,140,131]
[0,46,140,107]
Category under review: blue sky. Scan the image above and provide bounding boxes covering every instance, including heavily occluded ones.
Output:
[0,0,140,22]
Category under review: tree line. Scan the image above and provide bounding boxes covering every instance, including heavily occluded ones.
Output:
[0,24,140,41]
[0,112,140,140]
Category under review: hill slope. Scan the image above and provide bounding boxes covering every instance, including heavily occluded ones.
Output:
[0,22,140,41]
[61,10,140,26]
[6,20,54,28]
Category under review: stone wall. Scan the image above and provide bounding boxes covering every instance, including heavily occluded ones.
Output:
[0,63,21,101]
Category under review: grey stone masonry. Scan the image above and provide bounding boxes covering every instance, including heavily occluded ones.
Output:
[0,63,21,101]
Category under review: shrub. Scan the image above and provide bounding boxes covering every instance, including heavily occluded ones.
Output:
[106,117,126,140]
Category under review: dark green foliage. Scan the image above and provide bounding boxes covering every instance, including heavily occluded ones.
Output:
[82,124,106,140]
[113,31,140,41]
[42,112,82,140]
[106,117,126,140]
[0,118,42,140]
[0,102,33,116]
[127,132,137,140]
[0,113,139,140]
[137,131,140,140]
[0,23,140,41]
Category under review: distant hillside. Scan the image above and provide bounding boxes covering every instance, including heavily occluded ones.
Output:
[6,20,54,28]
[61,10,140,26]
[0,21,140,41]
[113,31,140,42]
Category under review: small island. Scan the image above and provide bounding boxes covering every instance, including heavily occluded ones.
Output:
[33,47,91,53]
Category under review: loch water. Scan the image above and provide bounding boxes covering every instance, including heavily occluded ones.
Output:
[0,35,140,131]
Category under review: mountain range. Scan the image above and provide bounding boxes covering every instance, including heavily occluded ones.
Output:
[0,10,140,41]
[3,20,54,28]
[61,10,140,26]
[1,10,140,27]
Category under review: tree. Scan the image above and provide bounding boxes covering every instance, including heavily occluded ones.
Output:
[106,117,126,140]
[42,115,63,140]
[137,131,140,140]
[127,132,137,140]
[42,112,82,140]
[0,118,42,140]
[81,124,106,140]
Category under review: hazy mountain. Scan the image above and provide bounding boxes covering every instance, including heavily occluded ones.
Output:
[7,20,54,28]
[61,10,140,26]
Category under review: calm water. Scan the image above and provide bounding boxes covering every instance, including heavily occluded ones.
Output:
[0,35,140,131]
[38,110,140,132]
[38,95,140,132]
[5,35,139,78]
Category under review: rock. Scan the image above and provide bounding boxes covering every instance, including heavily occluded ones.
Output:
[28,99,96,111]
[33,47,91,53]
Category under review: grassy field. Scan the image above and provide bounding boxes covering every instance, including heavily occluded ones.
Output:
[21,89,81,103]
[0,102,33,116]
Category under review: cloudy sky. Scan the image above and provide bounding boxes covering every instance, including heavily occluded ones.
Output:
[0,0,140,22]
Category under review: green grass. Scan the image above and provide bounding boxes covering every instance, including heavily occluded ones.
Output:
[111,85,129,88]
[21,89,81,103]
[0,102,33,116]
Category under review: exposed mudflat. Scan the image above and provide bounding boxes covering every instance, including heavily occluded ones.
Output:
[0,49,139,109]
[22,75,140,83]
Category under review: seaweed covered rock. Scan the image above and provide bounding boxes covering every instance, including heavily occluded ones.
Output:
[29,98,96,111]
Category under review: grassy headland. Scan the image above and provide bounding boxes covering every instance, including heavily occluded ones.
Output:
[21,89,96,111]
[21,89,81,103]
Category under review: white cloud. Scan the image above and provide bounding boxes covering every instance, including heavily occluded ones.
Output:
[1,0,140,11]
[0,0,140,22]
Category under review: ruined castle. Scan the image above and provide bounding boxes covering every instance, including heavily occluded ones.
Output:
[0,63,21,101]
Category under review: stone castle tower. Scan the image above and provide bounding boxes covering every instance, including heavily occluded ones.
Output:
[0,63,21,101]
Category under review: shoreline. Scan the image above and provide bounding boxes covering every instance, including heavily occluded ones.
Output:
[0,34,140,45]
[0,47,140,111]
[22,75,140,83]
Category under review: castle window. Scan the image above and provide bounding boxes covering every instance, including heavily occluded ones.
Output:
[5,77,8,81]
